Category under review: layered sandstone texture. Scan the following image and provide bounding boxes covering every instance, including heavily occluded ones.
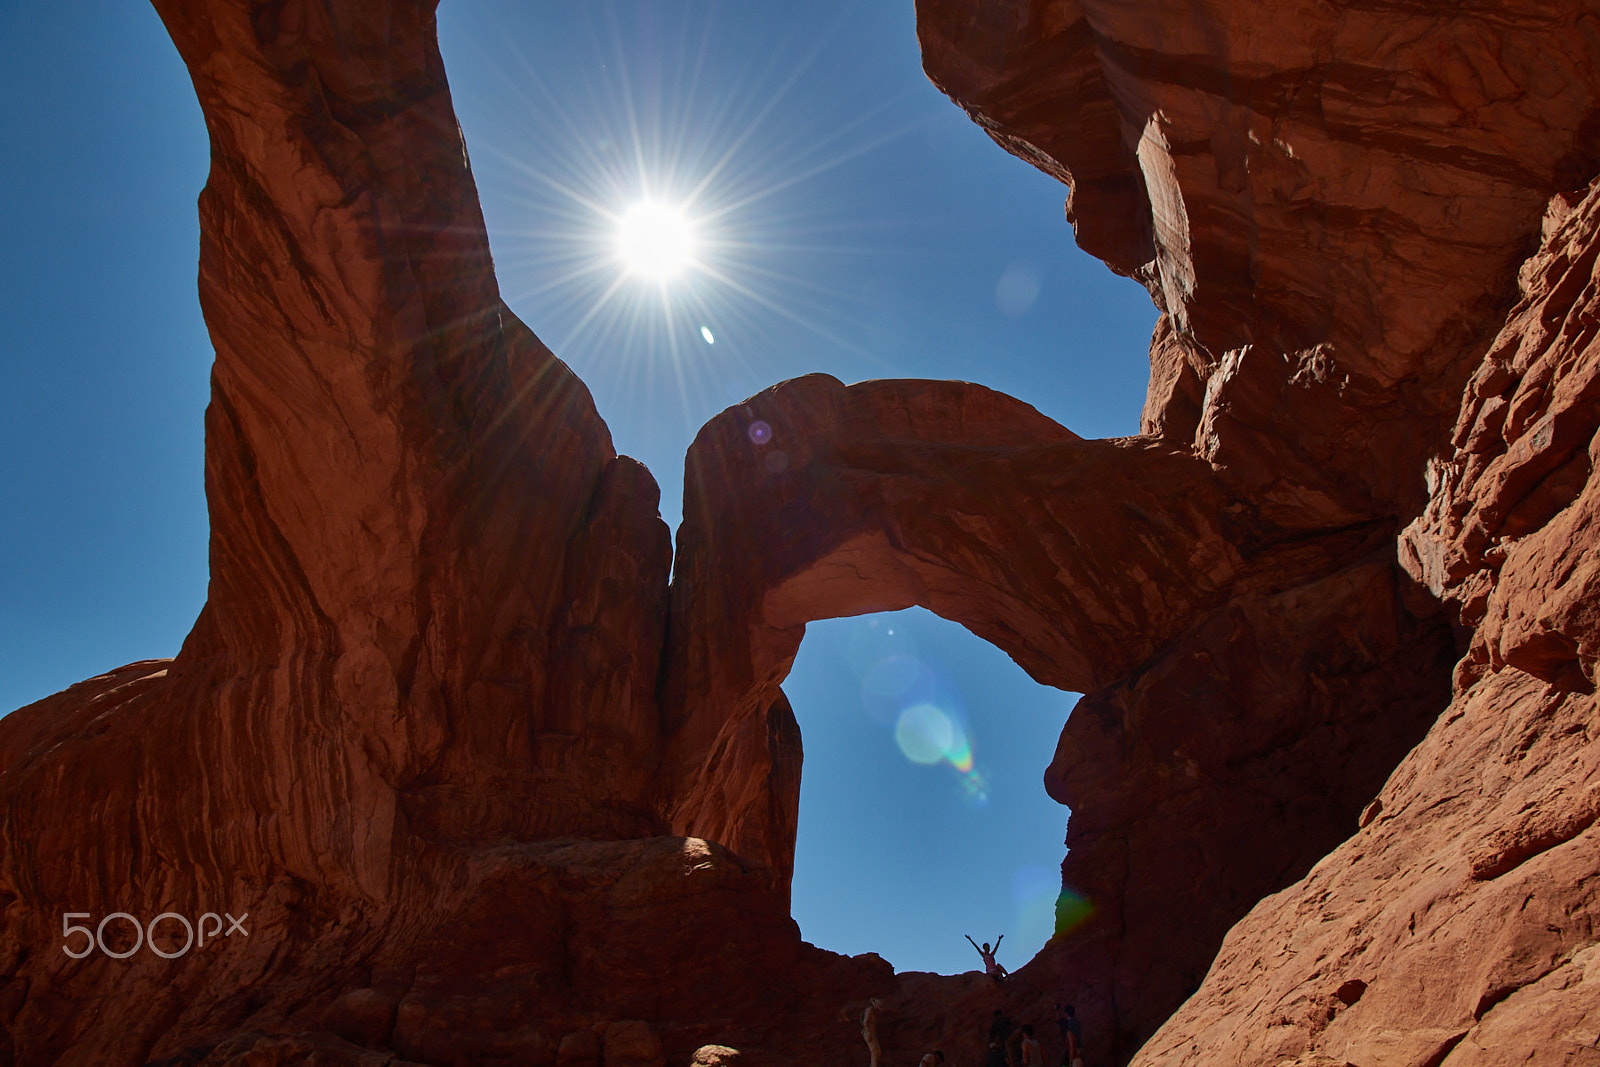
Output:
[659,371,1454,1061]
[917,0,1600,1063]
[1135,182,1600,1064]
[4,0,1600,1065]
[0,0,731,1061]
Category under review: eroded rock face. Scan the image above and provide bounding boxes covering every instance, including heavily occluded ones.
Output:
[1403,184,1600,694]
[1027,559,1454,1059]
[910,0,1600,1061]
[1131,171,1600,1067]
[7,0,1600,1065]
[0,0,682,1061]
[920,0,1600,554]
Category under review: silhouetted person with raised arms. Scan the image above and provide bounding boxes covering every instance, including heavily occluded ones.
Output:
[965,933,1009,980]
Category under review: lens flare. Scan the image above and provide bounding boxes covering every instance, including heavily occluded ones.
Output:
[846,612,996,802]
[895,703,954,765]
[863,654,927,700]
[845,615,918,681]
[957,766,990,807]
[995,262,1041,316]
[945,731,974,774]
[861,653,933,726]
[1055,887,1095,935]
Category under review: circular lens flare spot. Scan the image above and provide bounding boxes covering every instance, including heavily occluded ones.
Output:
[1055,888,1095,935]
[862,655,927,701]
[618,201,695,279]
[895,702,954,765]
[995,262,1041,316]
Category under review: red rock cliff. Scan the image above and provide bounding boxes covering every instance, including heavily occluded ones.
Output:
[916,0,1600,1063]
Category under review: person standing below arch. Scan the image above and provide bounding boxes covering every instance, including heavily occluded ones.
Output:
[1020,1025,1043,1067]
[862,998,884,1067]
[1004,1021,1025,1067]
[988,1009,1013,1048]
[1056,1003,1083,1067]
[987,1008,1014,1067]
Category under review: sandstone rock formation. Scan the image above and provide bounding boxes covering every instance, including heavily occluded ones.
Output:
[1135,164,1600,1067]
[918,0,1600,520]
[5,0,1600,1064]
[656,371,1453,1060]
[916,0,1600,1062]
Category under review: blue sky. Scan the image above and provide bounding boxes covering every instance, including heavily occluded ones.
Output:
[1,0,1157,976]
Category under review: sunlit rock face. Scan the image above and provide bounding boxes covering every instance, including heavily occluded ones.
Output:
[1174,178,1600,1067]
[916,0,1600,1063]
[920,0,1600,529]
[4,0,1600,1066]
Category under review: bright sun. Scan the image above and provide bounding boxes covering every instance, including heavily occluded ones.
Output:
[617,200,697,280]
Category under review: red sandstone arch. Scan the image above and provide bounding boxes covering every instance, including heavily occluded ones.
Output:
[653,372,1389,883]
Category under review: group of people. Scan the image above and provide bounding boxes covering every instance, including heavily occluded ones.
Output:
[856,935,1085,1067]
[985,1006,1083,1067]
[859,996,1085,1067]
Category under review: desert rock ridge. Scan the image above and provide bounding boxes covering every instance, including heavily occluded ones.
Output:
[3,0,1600,1065]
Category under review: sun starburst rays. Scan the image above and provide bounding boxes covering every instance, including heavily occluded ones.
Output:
[447,2,936,442]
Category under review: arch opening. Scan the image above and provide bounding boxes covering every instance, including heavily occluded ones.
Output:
[782,605,1086,976]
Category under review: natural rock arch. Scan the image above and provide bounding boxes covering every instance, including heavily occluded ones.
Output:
[657,372,1245,879]
[652,372,1456,1051]
[6,0,1600,1063]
